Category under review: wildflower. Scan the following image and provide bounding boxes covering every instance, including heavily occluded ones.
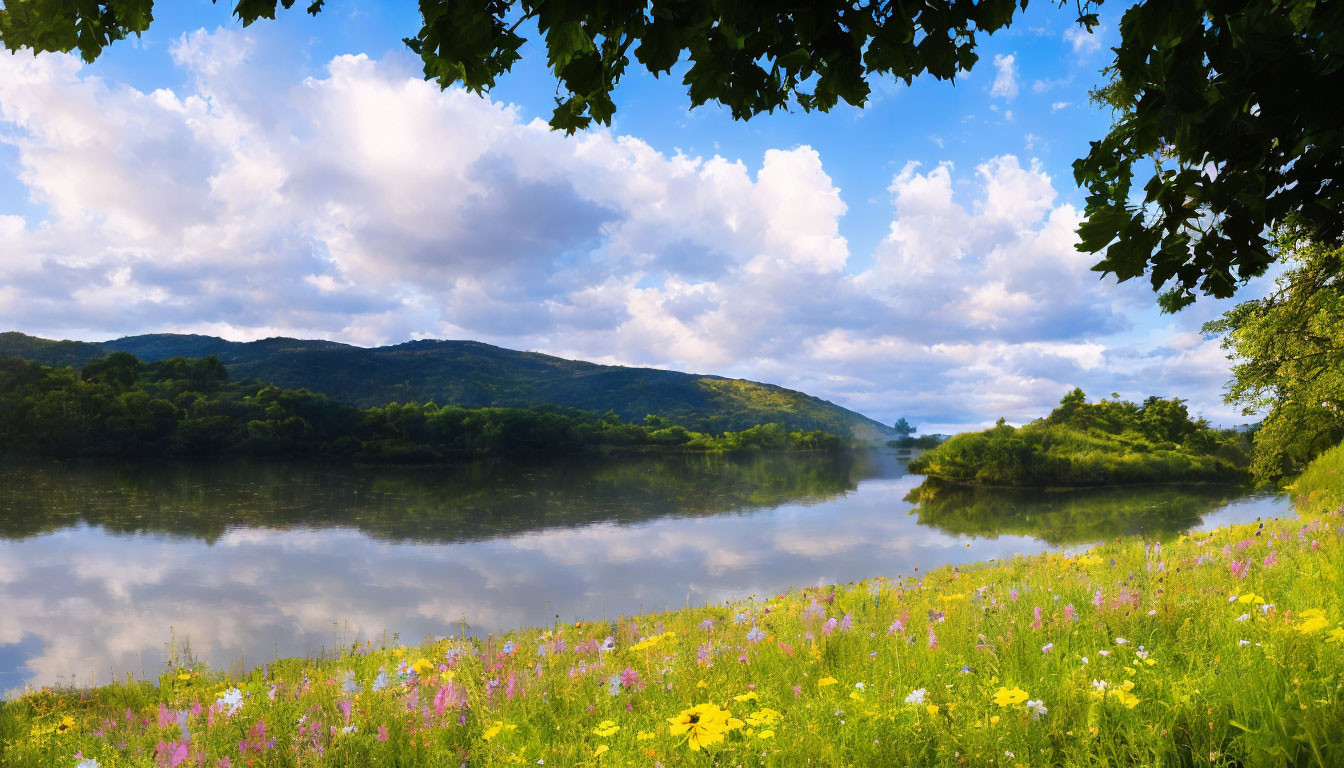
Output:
[1236,613,1250,622]
[1092,679,1109,691]
[747,625,766,644]
[1297,609,1330,634]
[1134,648,1149,660]
[928,609,945,623]
[215,688,243,716]
[840,613,853,631]
[1026,699,1048,720]
[483,721,506,741]
[734,692,759,702]
[818,677,839,688]
[377,726,388,742]
[1031,606,1043,629]
[1042,643,1054,654]
[76,761,100,768]
[1238,640,1250,646]
[502,641,516,655]
[1098,650,1111,657]
[637,731,655,740]
[822,617,838,635]
[926,704,940,715]
[593,745,608,757]
[927,625,939,650]
[699,619,713,631]
[1115,637,1128,645]
[757,729,775,739]
[607,675,620,696]
[992,687,1029,707]
[600,636,616,653]
[592,720,620,737]
[1064,604,1076,622]
[55,716,75,735]
[1092,590,1103,609]
[667,704,740,751]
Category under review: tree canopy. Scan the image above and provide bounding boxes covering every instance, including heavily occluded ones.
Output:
[1203,230,1344,481]
[1,1,1340,307]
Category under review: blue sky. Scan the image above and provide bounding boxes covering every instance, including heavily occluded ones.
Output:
[0,1,1263,431]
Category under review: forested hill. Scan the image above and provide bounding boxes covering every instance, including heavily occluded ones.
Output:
[0,332,893,439]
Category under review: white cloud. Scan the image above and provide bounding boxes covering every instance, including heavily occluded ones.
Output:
[991,54,1019,100]
[1065,26,1102,55]
[0,28,1252,433]
[1051,101,1071,112]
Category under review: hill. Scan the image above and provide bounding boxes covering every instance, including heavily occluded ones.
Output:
[0,332,892,439]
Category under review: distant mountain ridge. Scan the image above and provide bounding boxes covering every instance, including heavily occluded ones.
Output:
[0,332,894,439]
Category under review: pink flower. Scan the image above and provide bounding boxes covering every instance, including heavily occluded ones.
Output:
[1064,604,1076,622]
[1263,551,1279,567]
[822,618,838,636]
[1010,589,1020,602]
[1311,540,1322,551]
[377,725,388,742]
[1230,560,1246,578]
[1030,606,1043,630]
[1092,590,1103,609]
[927,625,939,650]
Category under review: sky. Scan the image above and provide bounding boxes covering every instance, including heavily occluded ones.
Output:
[0,1,1267,433]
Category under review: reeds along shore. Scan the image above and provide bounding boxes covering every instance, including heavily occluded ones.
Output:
[4,509,1344,767]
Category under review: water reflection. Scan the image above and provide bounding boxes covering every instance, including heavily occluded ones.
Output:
[0,453,1291,695]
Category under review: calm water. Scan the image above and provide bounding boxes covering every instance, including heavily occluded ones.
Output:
[0,451,1292,695]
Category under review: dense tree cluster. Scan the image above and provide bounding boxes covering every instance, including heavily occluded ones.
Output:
[1204,231,1344,481]
[0,353,845,460]
[906,389,1250,486]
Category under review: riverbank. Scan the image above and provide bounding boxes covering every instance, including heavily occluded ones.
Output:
[3,506,1340,767]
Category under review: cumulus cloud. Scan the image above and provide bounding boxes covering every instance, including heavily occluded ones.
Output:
[0,28,1250,432]
[990,53,1019,100]
[1065,26,1102,55]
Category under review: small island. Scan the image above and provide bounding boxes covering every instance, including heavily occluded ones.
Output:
[907,389,1252,486]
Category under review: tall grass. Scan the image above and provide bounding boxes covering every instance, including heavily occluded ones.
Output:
[4,510,1342,767]
[1292,440,1344,517]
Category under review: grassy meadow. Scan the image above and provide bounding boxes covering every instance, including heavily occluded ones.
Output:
[3,505,1343,767]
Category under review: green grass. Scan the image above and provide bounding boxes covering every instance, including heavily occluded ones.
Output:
[5,512,1343,767]
[1291,441,1344,517]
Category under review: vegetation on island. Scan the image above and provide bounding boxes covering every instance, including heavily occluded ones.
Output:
[0,353,846,462]
[907,389,1251,487]
[0,332,893,439]
[3,509,1341,767]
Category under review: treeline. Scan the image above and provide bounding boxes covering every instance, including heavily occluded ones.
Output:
[0,353,846,461]
[906,389,1252,486]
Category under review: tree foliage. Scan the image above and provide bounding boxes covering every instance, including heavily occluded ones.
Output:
[3,2,1339,305]
[0,353,846,460]
[1203,231,1344,481]
[906,388,1250,486]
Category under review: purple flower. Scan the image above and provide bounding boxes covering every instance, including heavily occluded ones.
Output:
[822,618,838,636]
[927,609,945,623]
[839,613,853,632]
[699,619,714,631]
[747,625,766,644]
[1064,604,1076,622]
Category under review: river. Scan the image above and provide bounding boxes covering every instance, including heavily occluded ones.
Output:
[0,450,1291,695]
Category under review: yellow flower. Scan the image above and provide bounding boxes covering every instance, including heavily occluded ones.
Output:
[593,720,620,737]
[817,676,839,688]
[1327,627,1344,645]
[926,704,940,715]
[594,744,609,757]
[757,729,775,739]
[668,703,735,751]
[1124,666,1137,675]
[990,715,1001,725]
[55,716,75,735]
[483,721,505,741]
[1237,593,1265,604]
[849,691,865,702]
[1297,609,1330,634]
[176,672,191,681]
[637,730,656,741]
[733,692,759,703]
[992,687,1029,707]
[696,680,708,688]
[745,708,783,728]
[411,658,435,675]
